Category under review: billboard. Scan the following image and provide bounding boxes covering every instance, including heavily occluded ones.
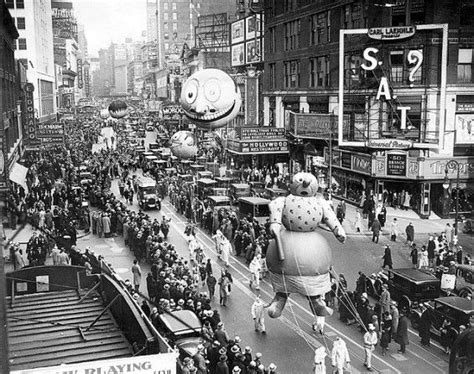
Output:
[230,14,264,67]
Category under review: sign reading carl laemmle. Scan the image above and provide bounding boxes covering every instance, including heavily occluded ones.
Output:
[11,353,178,374]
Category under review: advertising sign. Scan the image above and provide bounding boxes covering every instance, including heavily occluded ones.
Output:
[368,26,416,40]
[246,39,262,64]
[241,140,287,153]
[23,83,37,143]
[84,66,90,97]
[455,114,474,144]
[367,139,413,149]
[231,43,245,66]
[246,14,262,40]
[11,353,178,374]
[230,19,244,44]
[77,59,83,89]
[289,112,350,139]
[238,127,285,140]
[387,154,407,176]
[352,154,372,175]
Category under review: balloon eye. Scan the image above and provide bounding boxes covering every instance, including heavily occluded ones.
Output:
[204,80,221,102]
[185,81,198,104]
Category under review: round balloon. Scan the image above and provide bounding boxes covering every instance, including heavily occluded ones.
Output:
[170,130,198,159]
[108,100,128,119]
[180,69,241,130]
[100,109,110,119]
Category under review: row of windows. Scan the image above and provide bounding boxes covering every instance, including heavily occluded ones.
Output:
[163,22,178,32]
[5,0,24,9]
[163,12,178,21]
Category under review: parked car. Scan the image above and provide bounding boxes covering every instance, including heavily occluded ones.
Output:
[453,264,473,299]
[386,268,441,312]
[411,296,474,341]
[157,310,203,359]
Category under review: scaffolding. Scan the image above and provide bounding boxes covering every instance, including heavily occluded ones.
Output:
[194,13,230,52]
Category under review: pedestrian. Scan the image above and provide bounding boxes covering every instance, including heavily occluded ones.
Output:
[380,311,392,355]
[410,244,418,268]
[395,310,409,354]
[371,217,381,243]
[216,354,229,374]
[378,204,387,227]
[57,247,70,265]
[193,344,207,374]
[251,295,266,334]
[418,303,432,347]
[249,254,262,290]
[131,259,142,292]
[405,222,415,246]
[336,201,346,223]
[390,218,399,241]
[313,346,327,374]
[382,245,393,269]
[207,272,217,299]
[427,235,436,268]
[330,336,350,374]
[354,209,363,232]
[214,322,229,347]
[379,283,391,315]
[363,323,378,371]
[218,269,230,306]
[12,245,25,270]
[419,245,428,269]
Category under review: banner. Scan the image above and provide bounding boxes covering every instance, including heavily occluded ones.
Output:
[9,162,29,191]
[11,353,178,374]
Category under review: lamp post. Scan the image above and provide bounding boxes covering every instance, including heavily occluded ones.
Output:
[443,160,461,236]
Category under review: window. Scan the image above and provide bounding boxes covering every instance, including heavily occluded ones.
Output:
[284,0,297,12]
[173,23,177,32]
[6,0,14,8]
[269,63,276,89]
[172,13,177,20]
[39,80,54,116]
[343,2,362,29]
[164,13,168,21]
[284,60,300,88]
[284,19,300,51]
[164,22,169,29]
[310,56,330,88]
[172,3,176,10]
[15,0,24,8]
[390,50,404,83]
[311,11,331,45]
[18,38,27,50]
[164,3,168,10]
[458,49,473,83]
[268,27,275,53]
[164,43,169,51]
[16,17,25,30]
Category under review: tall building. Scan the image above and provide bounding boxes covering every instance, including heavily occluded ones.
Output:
[8,0,56,125]
[263,0,474,218]
[0,2,21,192]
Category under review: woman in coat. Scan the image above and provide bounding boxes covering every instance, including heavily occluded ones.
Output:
[395,312,409,354]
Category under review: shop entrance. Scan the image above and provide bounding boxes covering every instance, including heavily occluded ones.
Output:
[375,180,421,213]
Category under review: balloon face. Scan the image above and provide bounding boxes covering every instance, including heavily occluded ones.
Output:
[100,109,110,119]
[180,69,241,130]
[170,131,198,159]
[108,100,128,119]
[290,172,319,197]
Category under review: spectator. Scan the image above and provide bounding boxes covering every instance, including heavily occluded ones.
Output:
[418,303,432,347]
[395,310,409,354]
[405,222,415,246]
[380,311,392,355]
[382,245,393,269]
[131,259,142,292]
[410,244,418,269]
[371,217,381,243]
[390,218,399,241]
[57,247,70,265]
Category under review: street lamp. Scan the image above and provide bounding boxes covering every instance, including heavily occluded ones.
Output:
[443,160,461,236]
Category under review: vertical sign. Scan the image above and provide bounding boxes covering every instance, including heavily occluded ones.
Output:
[84,65,90,97]
[23,83,37,144]
[77,59,83,89]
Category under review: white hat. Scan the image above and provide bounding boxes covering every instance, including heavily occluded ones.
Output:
[368,323,376,330]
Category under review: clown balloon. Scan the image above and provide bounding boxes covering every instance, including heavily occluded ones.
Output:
[180,69,241,130]
[108,100,128,119]
[99,109,110,119]
[170,131,198,159]
[265,172,346,324]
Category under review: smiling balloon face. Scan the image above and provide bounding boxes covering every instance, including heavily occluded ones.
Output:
[170,131,198,159]
[180,69,241,130]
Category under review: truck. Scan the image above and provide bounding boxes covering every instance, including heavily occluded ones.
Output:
[137,177,160,210]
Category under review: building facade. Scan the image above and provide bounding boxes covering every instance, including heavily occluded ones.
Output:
[1,2,21,192]
[8,0,56,127]
[263,0,474,218]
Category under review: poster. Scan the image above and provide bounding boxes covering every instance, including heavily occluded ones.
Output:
[231,19,244,44]
[455,113,474,144]
[231,43,245,66]
[246,39,262,64]
[246,14,262,40]
[387,154,407,176]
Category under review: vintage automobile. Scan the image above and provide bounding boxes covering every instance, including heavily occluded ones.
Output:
[196,178,218,199]
[249,181,266,197]
[137,177,159,210]
[157,310,203,359]
[453,264,473,298]
[411,296,474,341]
[262,187,289,200]
[386,268,441,312]
[238,196,271,224]
[229,183,251,202]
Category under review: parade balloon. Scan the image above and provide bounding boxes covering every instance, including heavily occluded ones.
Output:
[180,69,241,130]
[100,109,110,119]
[108,100,128,119]
[265,172,346,320]
[170,130,198,159]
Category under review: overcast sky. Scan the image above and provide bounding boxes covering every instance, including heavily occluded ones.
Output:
[74,0,148,57]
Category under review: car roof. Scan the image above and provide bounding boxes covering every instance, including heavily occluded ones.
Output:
[389,268,439,282]
[238,197,271,205]
[456,264,474,272]
[435,297,474,313]
[197,178,217,185]
[159,310,202,335]
[208,195,231,203]
[231,183,250,188]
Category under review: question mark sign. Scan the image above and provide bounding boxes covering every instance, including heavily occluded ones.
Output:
[407,50,423,88]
